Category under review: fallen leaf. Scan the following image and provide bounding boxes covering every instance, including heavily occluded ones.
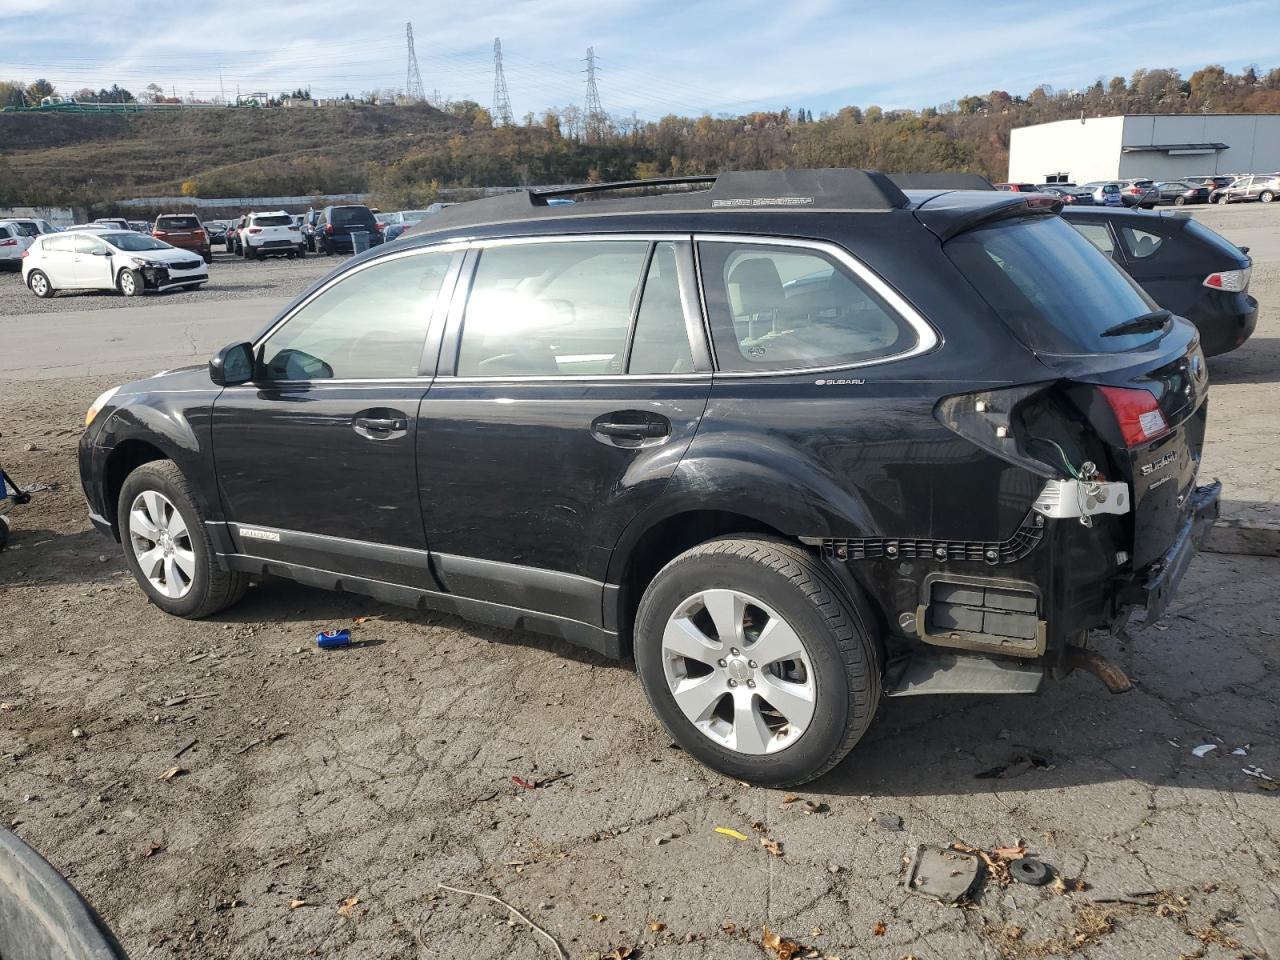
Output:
[992,845,1027,859]
[781,794,800,805]
[714,827,749,841]
[751,820,767,833]
[762,926,804,960]
[289,899,307,909]
[511,776,536,790]
[589,912,606,922]
[605,948,634,960]
[353,615,375,624]
[649,920,666,932]
[722,922,737,936]
[761,837,784,858]
[157,766,187,781]
[873,921,887,936]
[143,842,163,858]
[337,896,359,918]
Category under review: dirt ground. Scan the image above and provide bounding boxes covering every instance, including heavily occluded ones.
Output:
[1,208,1278,960]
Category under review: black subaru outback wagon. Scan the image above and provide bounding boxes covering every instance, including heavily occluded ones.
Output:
[80,170,1220,786]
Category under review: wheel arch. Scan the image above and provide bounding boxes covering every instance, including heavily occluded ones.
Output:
[102,438,170,537]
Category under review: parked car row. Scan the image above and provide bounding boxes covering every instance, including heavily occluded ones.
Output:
[1003,172,1280,208]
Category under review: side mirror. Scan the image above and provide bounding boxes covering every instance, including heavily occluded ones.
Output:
[209,341,255,386]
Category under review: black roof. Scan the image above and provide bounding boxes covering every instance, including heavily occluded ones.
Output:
[888,172,995,191]
[404,169,911,238]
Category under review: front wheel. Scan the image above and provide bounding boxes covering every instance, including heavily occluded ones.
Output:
[1218,194,1231,205]
[118,460,248,618]
[634,538,881,787]
[1174,196,1186,206]
[117,269,142,297]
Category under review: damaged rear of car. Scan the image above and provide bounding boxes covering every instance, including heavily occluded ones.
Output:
[875,190,1219,694]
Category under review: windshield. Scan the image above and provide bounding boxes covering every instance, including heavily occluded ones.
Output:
[254,214,293,227]
[945,215,1161,354]
[105,233,172,252]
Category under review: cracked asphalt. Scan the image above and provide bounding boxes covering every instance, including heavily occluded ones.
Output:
[1,209,1278,960]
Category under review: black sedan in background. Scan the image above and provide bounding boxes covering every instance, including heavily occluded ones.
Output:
[1153,181,1211,206]
[1038,185,1095,205]
[1063,206,1255,356]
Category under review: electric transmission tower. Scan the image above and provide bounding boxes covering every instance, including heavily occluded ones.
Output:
[583,46,606,139]
[492,38,513,125]
[405,22,426,102]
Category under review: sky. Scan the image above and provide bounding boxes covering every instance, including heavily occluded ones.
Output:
[2,0,1279,120]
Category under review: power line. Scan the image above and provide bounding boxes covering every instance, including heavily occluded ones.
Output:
[492,38,513,125]
[405,22,426,102]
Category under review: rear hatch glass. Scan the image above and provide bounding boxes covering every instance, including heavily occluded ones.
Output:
[944,215,1161,354]
[254,215,293,227]
[158,216,200,230]
[331,207,375,228]
[946,214,1207,570]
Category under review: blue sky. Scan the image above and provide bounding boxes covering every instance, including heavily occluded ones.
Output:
[2,0,1278,119]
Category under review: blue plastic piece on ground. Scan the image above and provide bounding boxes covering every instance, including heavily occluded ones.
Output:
[316,628,352,649]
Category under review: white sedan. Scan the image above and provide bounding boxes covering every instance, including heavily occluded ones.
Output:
[23,230,208,299]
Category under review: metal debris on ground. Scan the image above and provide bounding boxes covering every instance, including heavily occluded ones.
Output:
[1191,744,1218,758]
[315,628,352,649]
[905,844,983,904]
[436,883,567,959]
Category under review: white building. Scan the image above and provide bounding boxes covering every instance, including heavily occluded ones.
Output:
[1008,114,1280,184]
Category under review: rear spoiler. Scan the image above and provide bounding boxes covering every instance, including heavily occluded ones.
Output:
[889,173,996,191]
[912,192,1062,242]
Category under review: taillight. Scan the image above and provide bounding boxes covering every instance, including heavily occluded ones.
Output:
[288,225,300,231]
[153,230,167,238]
[1204,266,1250,292]
[375,222,384,231]
[1099,386,1169,448]
[247,227,262,234]
[0,238,16,247]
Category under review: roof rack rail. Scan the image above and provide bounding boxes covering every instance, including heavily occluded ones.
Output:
[405,168,910,238]
[889,172,995,191]
[532,176,716,200]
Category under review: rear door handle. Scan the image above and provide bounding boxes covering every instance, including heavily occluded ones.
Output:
[591,412,671,447]
[352,411,409,441]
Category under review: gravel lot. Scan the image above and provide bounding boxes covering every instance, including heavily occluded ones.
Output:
[1,207,1278,960]
[0,249,332,316]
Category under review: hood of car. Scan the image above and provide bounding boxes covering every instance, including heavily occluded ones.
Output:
[122,246,204,265]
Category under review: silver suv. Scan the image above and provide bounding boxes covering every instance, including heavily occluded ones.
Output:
[1211,174,1280,205]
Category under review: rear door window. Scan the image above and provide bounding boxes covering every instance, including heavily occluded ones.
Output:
[1118,226,1165,260]
[945,215,1161,354]
[1070,221,1115,256]
[697,241,915,372]
[457,240,649,377]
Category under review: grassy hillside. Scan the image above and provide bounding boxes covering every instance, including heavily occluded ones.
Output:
[0,104,463,207]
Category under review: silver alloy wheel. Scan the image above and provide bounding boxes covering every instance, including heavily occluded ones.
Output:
[661,588,816,755]
[127,490,196,600]
[119,271,137,295]
[29,273,48,297]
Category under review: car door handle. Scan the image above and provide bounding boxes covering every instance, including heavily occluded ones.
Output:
[591,412,671,447]
[352,413,408,440]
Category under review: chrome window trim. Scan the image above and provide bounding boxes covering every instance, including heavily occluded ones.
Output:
[249,242,468,386]
[693,232,941,378]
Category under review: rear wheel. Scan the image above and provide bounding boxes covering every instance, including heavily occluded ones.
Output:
[634,538,880,787]
[117,269,142,297]
[1173,196,1186,206]
[1218,193,1231,205]
[118,460,248,618]
[27,270,54,298]
[1261,191,1275,203]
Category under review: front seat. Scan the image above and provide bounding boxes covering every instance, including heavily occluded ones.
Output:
[727,257,786,340]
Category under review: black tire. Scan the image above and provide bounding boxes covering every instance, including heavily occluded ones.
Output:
[117,268,143,297]
[634,537,881,787]
[27,269,55,298]
[117,460,248,618]
[296,245,306,258]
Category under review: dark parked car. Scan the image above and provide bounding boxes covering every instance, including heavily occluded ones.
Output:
[1038,185,1095,205]
[301,210,322,252]
[1064,206,1255,356]
[1152,181,1210,206]
[78,170,1219,786]
[225,215,248,255]
[1185,175,1234,193]
[315,204,384,255]
[205,220,230,246]
[993,182,1040,192]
